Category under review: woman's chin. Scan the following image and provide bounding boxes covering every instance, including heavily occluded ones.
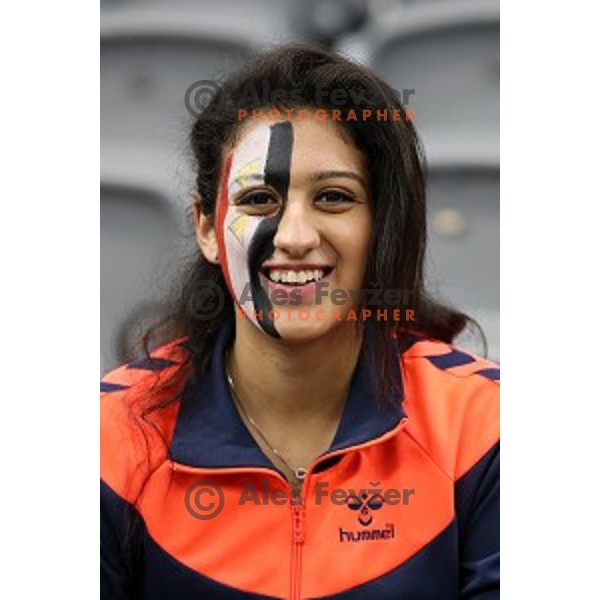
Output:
[262,306,357,344]
[272,321,331,344]
[235,302,361,343]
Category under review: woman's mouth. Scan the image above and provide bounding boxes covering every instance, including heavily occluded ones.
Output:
[261,267,332,285]
[258,265,334,302]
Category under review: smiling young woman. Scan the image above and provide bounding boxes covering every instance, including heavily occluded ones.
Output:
[101,46,500,599]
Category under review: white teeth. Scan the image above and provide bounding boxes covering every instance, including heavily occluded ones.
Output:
[265,268,328,284]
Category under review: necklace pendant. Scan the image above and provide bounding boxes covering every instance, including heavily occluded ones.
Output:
[294,467,308,480]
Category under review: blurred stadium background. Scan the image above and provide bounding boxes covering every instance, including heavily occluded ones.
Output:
[101,0,499,372]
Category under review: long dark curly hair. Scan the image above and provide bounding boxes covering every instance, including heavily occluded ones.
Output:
[125,43,478,403]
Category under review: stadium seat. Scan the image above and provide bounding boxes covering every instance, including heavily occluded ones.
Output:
[100,166,184,372]
[100,5,264,160]
[289,0,369,44]
[425,159,499,360]
[336,0,499,161]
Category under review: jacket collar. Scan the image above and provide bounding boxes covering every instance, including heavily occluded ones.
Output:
[170,319,405,470]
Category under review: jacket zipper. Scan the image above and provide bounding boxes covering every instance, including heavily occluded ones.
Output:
[290,486,306,600]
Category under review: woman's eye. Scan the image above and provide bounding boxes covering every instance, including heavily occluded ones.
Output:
[317,190,355,204]
[238,191,277,206]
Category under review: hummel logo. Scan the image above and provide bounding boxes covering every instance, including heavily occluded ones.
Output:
[346,491,384,526]
[339,523,396,543]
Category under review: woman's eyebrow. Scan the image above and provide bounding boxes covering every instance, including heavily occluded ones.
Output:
[230,171,265,191]
[309,170,366,188]
[235,172,264,182]
[230,169,367,190]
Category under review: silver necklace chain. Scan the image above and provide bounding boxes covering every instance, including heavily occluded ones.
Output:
[225,357,308,485]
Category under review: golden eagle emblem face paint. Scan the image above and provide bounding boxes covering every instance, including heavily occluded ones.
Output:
[215,121,294,337]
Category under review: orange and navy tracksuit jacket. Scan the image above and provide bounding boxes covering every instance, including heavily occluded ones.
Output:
[101,321,500,599]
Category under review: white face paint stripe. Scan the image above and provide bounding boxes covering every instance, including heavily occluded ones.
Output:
[224,211,264,320]
[222,124,274,330]
[227,126,271,199]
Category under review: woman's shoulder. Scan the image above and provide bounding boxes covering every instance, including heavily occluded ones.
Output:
[401,336,499,387]
[100,339,188,503]
[399,337,499,481]
[101,338,189,396]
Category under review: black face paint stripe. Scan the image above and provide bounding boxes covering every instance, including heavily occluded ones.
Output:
[248,122,294,337]
[249,219,282,337]
[264,121,293,198]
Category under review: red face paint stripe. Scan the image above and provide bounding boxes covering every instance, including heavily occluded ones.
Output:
[215,154,235,302]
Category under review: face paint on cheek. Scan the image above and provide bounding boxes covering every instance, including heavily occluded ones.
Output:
[215,127,275,331]
[247,122,294,337]
[222,210,268,320]
[216,152,265,320]
[216,122,294,337]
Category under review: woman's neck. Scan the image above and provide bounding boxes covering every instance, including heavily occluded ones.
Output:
[227,316,363,440]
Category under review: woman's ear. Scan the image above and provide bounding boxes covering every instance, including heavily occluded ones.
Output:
[192,193,220,264]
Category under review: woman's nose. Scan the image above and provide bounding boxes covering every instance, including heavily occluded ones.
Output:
[273,201,320,256]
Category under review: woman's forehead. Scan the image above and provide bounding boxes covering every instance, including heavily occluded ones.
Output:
[227,118,366,183]
[227,124,273,195]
